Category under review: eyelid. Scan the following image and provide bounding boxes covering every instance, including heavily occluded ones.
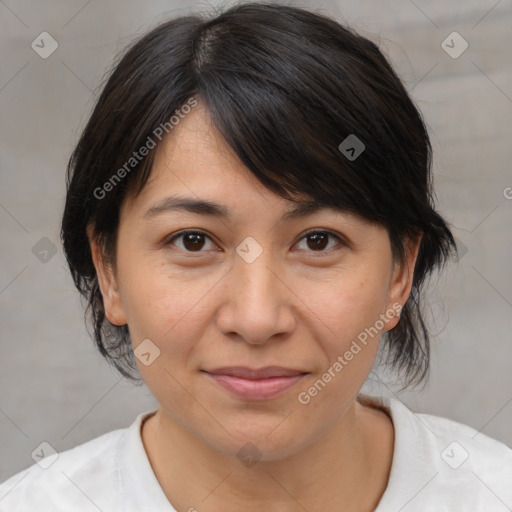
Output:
[163,229,216,250]
[294,229,345,253]
[164,228,346,254]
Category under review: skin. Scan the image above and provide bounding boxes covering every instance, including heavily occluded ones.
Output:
[89,100,422,512]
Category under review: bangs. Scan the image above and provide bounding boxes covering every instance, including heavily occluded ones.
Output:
[61,2,456,385]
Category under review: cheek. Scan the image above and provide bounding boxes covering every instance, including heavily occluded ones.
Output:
[295,273,390,411]
[119,257,222,352]
[123,265,216,408]
[294,274,387,416]
[301,269,390,349]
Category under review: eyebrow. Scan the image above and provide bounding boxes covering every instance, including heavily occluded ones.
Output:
[143,195,337,222]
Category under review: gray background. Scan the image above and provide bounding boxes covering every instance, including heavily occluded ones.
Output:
[1,0,511,482]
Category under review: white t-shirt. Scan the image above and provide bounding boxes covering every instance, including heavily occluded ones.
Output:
[1,394,511,511]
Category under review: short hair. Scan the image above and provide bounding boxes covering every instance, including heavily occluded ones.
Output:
[61,2,456,387]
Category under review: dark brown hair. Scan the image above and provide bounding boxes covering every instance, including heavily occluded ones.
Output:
[61,2,456,386]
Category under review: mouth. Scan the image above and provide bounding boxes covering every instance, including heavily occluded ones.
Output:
[201,366,309,401]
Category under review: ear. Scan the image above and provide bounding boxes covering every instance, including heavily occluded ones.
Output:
[384,233,423,331]
[87,225,127,326]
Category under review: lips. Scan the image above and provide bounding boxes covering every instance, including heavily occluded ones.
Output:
[202,366,309,400]
[204,366,307,379]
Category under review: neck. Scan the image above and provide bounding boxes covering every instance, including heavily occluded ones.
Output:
[141,397,393,512]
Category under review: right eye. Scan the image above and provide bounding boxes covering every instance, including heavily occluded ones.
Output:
[164,230,218,253]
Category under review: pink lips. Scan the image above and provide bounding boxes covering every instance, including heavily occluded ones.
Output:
[202,366,308,401]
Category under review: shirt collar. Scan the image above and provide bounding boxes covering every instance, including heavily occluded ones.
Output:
[118,395,432,512]
[118,409,177,512]
[358,394,438,511]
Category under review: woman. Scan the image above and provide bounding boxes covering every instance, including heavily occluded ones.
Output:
[1,2,510,511]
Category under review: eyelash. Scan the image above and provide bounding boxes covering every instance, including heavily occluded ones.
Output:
[164,229,345,255]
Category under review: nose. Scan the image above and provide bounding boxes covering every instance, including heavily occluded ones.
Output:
[215,244,296,345]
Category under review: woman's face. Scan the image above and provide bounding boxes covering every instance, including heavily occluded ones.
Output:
[91,101,419,461]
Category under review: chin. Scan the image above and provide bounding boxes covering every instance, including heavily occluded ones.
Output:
[197,417,312,464]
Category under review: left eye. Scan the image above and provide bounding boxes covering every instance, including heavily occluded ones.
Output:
[294,230,342,253]
[165,230,342,253]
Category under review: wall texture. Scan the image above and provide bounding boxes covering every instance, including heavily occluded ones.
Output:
[1,0,511,482]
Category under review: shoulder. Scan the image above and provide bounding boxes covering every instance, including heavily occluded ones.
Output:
[415,408,512,509]
[417,406,512,463]
[0,426,126,512]
[360,394,512,511]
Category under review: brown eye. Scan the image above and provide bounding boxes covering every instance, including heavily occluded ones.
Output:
[166,230,215,252]
[306,232,329,251]
[295,230,342,253]
[182,232,206,251]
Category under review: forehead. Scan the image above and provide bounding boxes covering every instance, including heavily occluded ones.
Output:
[121,100,370,229]
[125,101,288,212]
[148,100,251,188]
